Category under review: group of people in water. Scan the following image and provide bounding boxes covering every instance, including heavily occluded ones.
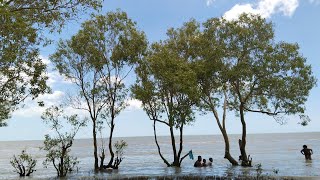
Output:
[194,156,213,167]
[193,144,313,168]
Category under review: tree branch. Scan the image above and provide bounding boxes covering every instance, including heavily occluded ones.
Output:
[179,151,190,165]
[153,119,170,166]
[150,118,170,126]
[243,106,285,116]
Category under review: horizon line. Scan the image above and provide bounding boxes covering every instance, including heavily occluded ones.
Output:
[1,131,319,142]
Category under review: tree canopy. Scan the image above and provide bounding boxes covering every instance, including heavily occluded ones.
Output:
[132,21,200,167]
[50,10,147,169]
[0,0,102,126]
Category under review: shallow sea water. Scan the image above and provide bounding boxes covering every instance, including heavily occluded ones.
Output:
[0,132,319,179]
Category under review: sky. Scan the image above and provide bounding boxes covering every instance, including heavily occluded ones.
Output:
[1,0,320,141]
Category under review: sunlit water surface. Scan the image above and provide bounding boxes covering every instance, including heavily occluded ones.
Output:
[0,132,319,179]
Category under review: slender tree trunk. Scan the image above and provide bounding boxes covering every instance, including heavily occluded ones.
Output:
[221,130,238,165]
[169,126,179,167]
[176,124,184,167]
[239,103,250,166]
[60,147,66,177]
[106,118,115,168]
[21,165,25,176]
[210,101,238,165]
[99,149,105,169]
[215,119,238,165]
[153,120,170,166]
[92,121,99,170]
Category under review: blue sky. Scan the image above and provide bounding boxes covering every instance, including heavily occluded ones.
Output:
[1,0,320,141]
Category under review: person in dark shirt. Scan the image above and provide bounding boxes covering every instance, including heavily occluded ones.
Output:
[202,159,207,167]
[194,155,202,167]
[301,145,313,160]
[207,157,213,166]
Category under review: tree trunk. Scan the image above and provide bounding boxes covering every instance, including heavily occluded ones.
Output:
[92,121,99,170]
[59,147,66,177]
[239,103,250,166]
[175,124,186,167]
[221,130,239,165]
[211,103,238,165]
[171,157,180,167]
[20,165,25,176]
[169,126,179,167]
[106,118,115,168]
[171,159,180,167]
[153,120,171,166]
[99,148,105,169]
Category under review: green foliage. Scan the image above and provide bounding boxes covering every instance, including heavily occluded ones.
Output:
[1,0,102,32]
[114,140,128,159]
[298,114,311,126]
[215,13,316,116]
[132,21,200,128]
[132,21,200,167]
[41,105,87,177]
[0,102,10,126]
[10,150,37,176]
[0,19,49,126]
[195,17,230,110]
[133,47,197,127]
[50,9,147,121]
[194,13,316,116]
[0,0,102,126]
[112,140,128,169]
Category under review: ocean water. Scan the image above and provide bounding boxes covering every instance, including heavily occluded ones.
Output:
[0,132,319,179]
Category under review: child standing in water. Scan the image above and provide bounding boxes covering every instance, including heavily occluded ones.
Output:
[301,145,313,160]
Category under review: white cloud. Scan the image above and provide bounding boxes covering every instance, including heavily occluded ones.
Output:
[224,4,259,20]
[39,55,51,65]
[38,90,65,103]
[206,0,215,7]
[126,99,142,110]
[11,91,89,120]
[38,55,72,86]
[223,0,299,20]
[47,71,72,86]
[12,91,65,118]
